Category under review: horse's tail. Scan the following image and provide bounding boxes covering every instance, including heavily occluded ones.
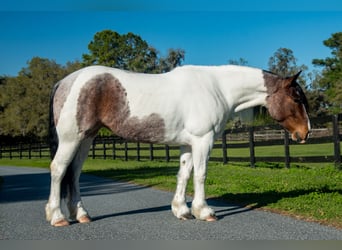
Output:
[49,81,61,159]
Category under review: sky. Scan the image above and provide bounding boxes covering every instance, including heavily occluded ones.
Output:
[1,1,342,76]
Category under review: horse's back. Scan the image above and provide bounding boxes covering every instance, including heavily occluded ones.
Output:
[53,65,232,144]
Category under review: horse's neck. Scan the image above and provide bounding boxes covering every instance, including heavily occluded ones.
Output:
[210,66,268,113]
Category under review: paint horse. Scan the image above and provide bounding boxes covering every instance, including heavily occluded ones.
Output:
[46,65,310,226]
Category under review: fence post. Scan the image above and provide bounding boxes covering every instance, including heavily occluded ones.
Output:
[284,130,290,168]
[149,143,154,161]
[92,139,96,159]
[28,143,32,159]
[249,127,255,168]
[39,142,42,158]
[102,138,106,159]
[332,115,341,169]
[112,138,116,160]
[137,142,140,161]
[124,142,128,161]
[19,143,23,159]
[165,145,170,162]
[222,130,228,164]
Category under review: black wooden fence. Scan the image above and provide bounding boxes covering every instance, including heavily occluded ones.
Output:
[218,114,341,168]
[0,114,341,168]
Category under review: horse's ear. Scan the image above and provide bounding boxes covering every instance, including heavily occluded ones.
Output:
[283,71,302,88]
[292,71,302,82]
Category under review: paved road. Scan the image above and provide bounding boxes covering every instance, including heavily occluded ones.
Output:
[1,166,342,240]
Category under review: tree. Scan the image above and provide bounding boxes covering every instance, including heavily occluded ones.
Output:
[312,32,342,114]
[303,70,330,117]
[82,30,185,73]
[266,47,327,117]
[268,47,309,86]
[159,49,186,73]
[228,57,248,66]
[0,57,82,139]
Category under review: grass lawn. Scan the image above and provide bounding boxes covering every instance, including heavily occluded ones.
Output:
[210,142,338,159]
[1,158,341,228]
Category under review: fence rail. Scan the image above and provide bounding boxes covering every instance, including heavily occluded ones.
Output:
[0,114,341,168]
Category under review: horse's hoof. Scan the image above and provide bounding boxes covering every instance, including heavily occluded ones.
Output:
[78,215,91,224]
[205,215,218,222]
[53,219,70,227]
[179,213,194,220]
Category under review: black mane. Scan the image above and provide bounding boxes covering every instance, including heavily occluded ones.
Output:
[294,83,309,112]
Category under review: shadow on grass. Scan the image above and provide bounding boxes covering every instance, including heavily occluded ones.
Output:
[216,186,342,211]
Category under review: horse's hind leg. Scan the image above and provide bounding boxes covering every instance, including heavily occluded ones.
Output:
[66,137,94,224]
[45,140,80,227]
[172,145,194,220]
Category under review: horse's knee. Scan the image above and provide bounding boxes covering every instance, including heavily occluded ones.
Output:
[50,160,68,183]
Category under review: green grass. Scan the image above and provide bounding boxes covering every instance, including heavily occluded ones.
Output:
[1,158,341,228]
[211,142,339,158]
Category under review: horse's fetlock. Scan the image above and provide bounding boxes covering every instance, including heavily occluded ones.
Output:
[191,203,215,221]
[172,200,191,219]
[45,203,52,221]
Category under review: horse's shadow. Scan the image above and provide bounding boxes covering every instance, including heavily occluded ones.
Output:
[91,204,172,222]
[89,201,241,222]
[90,186,342,223]
[206,186,342,219]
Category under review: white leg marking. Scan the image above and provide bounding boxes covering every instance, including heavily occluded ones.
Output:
[191,132,217,221]
[172,145,194,220]
[46,140,80,226]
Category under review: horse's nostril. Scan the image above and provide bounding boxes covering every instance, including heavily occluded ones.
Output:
[294,131,308,144]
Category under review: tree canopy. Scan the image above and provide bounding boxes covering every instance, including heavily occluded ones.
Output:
[312,32,342,114]
[82,30,185,73]
[0,58,82,139]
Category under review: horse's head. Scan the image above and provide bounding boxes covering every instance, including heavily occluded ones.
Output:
[265,71,311,143]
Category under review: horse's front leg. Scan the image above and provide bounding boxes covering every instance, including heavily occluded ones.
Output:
[191,132,217,221]
[172,145,194,220]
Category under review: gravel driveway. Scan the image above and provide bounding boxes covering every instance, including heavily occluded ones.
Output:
[1,166,341,240]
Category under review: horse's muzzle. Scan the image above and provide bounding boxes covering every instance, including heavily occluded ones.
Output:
[292,131,310,144]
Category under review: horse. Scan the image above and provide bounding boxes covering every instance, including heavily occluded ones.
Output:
[45,65,310,226]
